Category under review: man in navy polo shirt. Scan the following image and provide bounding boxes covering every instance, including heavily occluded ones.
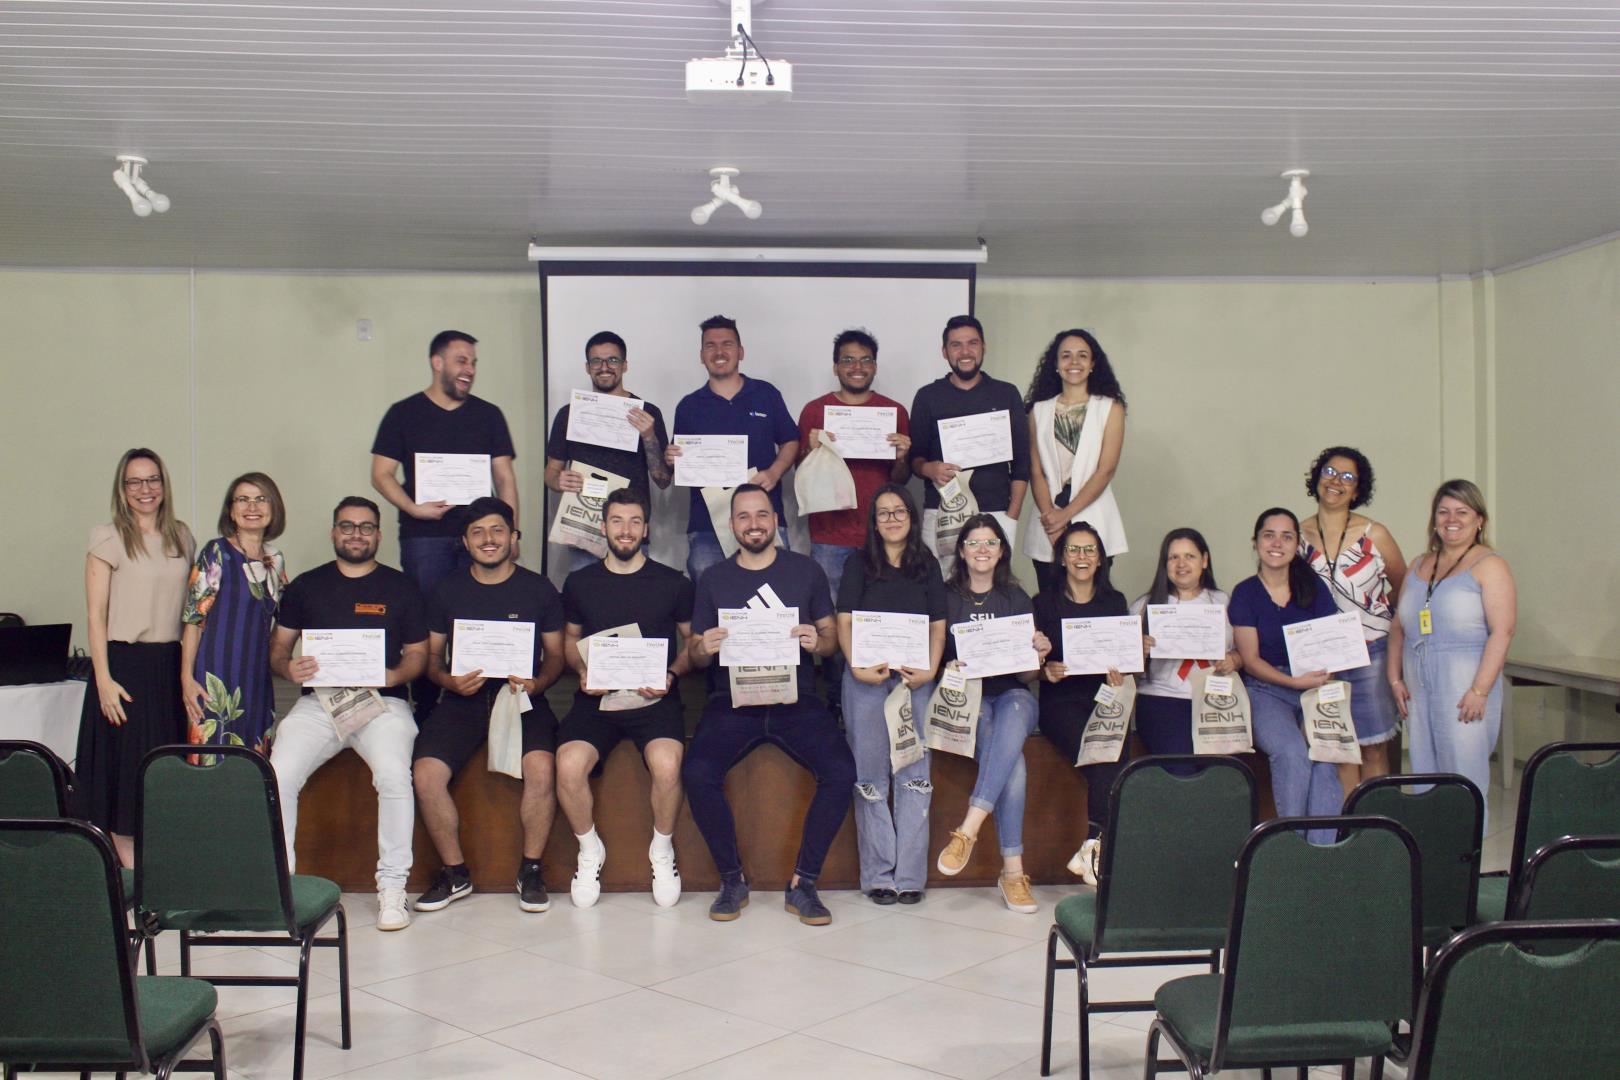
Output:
[665,315,799,584]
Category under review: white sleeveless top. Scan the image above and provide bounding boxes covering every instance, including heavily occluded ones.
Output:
[1021,394,1127,562]
[1303,520,1394,642]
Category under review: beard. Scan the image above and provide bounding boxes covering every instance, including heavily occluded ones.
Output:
[737,529,775,554]
[439,373,470,400]
[334,544,376,566]
[606,535,642,563]
[947,356,980,380]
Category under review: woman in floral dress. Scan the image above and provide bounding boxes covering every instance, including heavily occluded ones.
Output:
[181,472,288,753]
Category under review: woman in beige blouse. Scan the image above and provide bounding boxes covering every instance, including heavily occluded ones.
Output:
[74,448,195,865]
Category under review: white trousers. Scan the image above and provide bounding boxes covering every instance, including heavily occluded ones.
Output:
[269,694,418,890]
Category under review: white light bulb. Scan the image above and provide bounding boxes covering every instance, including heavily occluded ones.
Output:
[146,191,171,213]
[1261,203,1284,227]
[1289,210,1308,238]
[691,203,714,225]
[739,199,763,220]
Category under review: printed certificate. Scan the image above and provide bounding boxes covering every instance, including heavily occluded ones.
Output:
[938,410,1013,469]
[566,389,644,452]
[823,406,898,460]
[850,610,931,670]
[1283,612,1372,674]
[450,619,535,679]
[673,434,751,488]
[1146,604,1227,661]
[1060,615,1146,675]
[718,606,800,667]
[951,613,1039,679]
[584,636,669,691]
[302,628,387,688]
[414,453,491,506]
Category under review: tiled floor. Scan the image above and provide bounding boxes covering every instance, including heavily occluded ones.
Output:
[42,780,1514,1079]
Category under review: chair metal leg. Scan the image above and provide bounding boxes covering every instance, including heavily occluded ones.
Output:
[336,905,352,1048]
[179,929,192,976]
[1296,1069,1308,1079]
[1341,1061,1355,1079]
[144,932,157,976]
[1144,1019,1162,1080]
[294,934,314,1080]
[209,1017,228,1080]
[1078,954,1092,1079]
[1145,1018,1203,1080]
[1040,927,1059,1076]
[1370,1055,1386,1080]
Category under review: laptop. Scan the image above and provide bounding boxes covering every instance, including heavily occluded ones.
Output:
[0,623,72,686]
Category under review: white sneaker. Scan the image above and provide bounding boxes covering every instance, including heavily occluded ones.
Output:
[650,842,681,908]
[572,839,605,908]
[377,887,411,932]
[1067,839,1101,886]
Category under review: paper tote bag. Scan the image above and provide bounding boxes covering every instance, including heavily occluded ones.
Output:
[885,679,925,772]
[931,470,978,558]
[548,461,630,557]
[1189,669,1255,755]
[923,673,982,757]
[1300,681,1362,764]
[794,445,858,515]
[1076,675,1136,766]
[486,687,526,778]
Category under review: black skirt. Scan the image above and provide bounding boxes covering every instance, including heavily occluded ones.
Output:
[74,640,186,834]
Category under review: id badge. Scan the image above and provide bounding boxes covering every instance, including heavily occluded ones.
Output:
[1418,607,1433,636]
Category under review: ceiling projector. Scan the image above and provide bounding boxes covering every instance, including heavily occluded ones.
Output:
[686,0,792,102]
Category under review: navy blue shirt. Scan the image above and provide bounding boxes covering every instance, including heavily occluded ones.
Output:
[1228,573,1339,674]
[691,549,834,702]
[671,375,798,534]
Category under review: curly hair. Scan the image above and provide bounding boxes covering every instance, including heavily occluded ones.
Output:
[1304,446,1375,509]
[1023,328,1127,410]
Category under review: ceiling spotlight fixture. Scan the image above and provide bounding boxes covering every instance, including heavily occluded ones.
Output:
[690,166,762,225]
[113,154,171,217]
[1261,169,1309,238]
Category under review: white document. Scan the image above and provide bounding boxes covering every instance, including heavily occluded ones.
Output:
[414,453,492,506]
[937,410,1013,469]
[673,434,751,488]
[584,636,669,691]
[1283,612,1372,674]
[566,389,644,452]
[850,610,931,671]
[951,613,1039,679]
[302,628,387,688]
[718,606,800,668]
[1147,604,1228,661]
[1060,615,1146,675]
[450,619,536,679]
[823,406,898,460]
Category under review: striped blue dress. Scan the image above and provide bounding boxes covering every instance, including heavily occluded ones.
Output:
[182,537,286,752]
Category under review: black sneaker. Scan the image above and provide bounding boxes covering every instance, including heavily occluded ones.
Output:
[785,879,833,926]
[868,888,899,906]
[413,867,471,912]
[897,890,924,905]
[709,875,750,921]
[517,860,551,912]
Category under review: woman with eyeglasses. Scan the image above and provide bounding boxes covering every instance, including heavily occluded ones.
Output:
[836,484,945,905]
[1034,521,1130,885]
[75,448,196,866]
[181,472,288,753]
[1299,447,1408,791]
[1021,328,1128,591]
[934,514,1053,913]
[1229,508,1342,843]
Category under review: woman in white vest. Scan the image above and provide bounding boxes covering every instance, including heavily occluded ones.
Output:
[1022,329,1128,592]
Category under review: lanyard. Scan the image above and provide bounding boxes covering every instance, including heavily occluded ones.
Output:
[1424,542,1477,608]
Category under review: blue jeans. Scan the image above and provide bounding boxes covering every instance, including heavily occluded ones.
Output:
[686,528,792,586]
[842,670,933,892]
[812,543,858,708]
[1246,677,1344,844]
[969,687,1040,856]
[400,535,469,719]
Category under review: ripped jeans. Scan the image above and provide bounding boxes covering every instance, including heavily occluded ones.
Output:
[842,669,934,893]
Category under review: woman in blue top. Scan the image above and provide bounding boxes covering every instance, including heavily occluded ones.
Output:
[1228,507,1342,843]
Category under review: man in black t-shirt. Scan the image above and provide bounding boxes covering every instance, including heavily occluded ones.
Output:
[370,330,519,720]
[545,331,672,574]
[558,487,693,909]
[683,485,856,927]
[410,498,566,915]
[268,496,428,933]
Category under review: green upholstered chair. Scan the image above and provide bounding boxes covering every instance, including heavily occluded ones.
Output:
[0,817,225,1080]
[1145,816,1422,1080]
[134,744,350,1080]
[1040,755,1258,1078]
[0,740,74,818]
[1510,834,1620,921]
[1344,774,1482,950]
[1406,920,1620,1079]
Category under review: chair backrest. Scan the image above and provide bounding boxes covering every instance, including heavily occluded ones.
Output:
[1094,754,1258,952]
[1345,773,1482,943]
[1510,741,1620,890]
[136,744,295,933]
[0,740,73,818]
[1213,816,1421,1071]
[0,818,145,1068]
[1408,920,1620,1079]
[1512,835,1620,921]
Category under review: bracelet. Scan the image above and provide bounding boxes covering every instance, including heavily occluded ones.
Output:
[1468,686,1489,698]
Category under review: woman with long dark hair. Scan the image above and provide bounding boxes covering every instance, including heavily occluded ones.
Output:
[1229,508,1342,842]
[75,448,195,866]
[933,515,1052,913]
[1021,329,1128,589]
[836,483,946,904]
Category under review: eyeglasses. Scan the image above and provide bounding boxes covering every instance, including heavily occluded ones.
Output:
[961,538,1002,550]
[875,508,909,522]
[586,357,625,369]
[123,477,163,490]
[1063,543,1099,557]
[232,495,270,506]
[335,522,379,536]
[1319,464,1358,486]
[835,356,875,368]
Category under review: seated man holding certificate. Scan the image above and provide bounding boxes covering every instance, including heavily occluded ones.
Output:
[558,487,693,909]
[683,485,856,925]
[411,497,567,913]
[268,496,428,932]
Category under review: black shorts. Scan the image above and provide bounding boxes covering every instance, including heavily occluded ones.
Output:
[559,693,685,769]
[412,686,558,775]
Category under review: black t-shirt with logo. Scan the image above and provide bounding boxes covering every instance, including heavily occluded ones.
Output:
[370,392,516,540]
[691,550,834,701]
[426,565,565,676]
[546,398,668,495]
[562,558,694,720]
[277,561,428,699]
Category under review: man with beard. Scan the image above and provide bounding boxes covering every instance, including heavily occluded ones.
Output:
[268,496,429,932]
[795,327,912,715]
[411,497,566,914]
[371,330,519,721]
[556,487,692,908]
[908,315,1031,574]
[666,315,799,584]
[545,331,672,573]
[683,485,856,925]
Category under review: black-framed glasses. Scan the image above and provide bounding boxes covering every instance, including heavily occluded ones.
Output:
[875,508,909,522]
[1319,464,1358,486]
[586,357,625,369]
[122,476,163,490]
[1063,543,1100,557]
[835,356,875,368]
[335,522,379,536]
